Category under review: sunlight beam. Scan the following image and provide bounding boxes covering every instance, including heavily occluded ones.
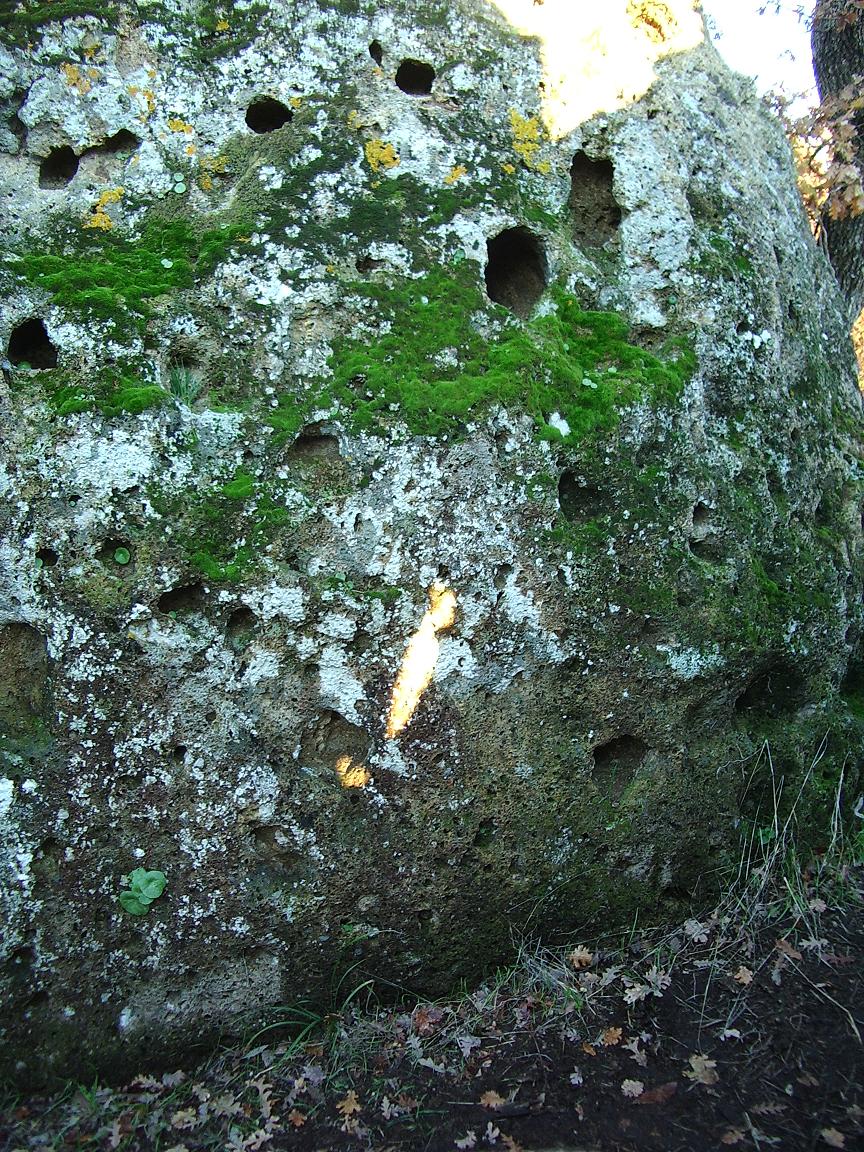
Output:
[386,582,457,739]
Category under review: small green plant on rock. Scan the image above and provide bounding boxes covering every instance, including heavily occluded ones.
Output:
[118,867,167,915]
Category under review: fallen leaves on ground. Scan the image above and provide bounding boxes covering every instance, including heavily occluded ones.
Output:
[601,1027,622,1047]
[479,1090,506,1110]
[455,1131,476,1149]
[684,1054,719,1086]
[335,1090,361,1117]
[568,946,594,969]
[821,1129,846,1148]
[733,965,753,985]
[634,1082,678,1105]
[621,1079,644,1098]
[776,938,803,961]
[287,1109,306,1127]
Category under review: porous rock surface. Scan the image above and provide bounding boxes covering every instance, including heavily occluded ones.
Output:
[1,0,862,1084]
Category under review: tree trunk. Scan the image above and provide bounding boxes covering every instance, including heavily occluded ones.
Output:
[811,0,864,315]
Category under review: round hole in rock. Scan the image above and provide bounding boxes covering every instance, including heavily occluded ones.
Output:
[570,152,621,247]
[38,145,78,189]
[288,424,341,460]
[157,581,206,615]
[558,472,606,520]
[171,745,187,762]
[484,226,547,318]
[591,735,647,800]
[395,58,435,95]
[473,817,497,848]
[355,253,383,275]
[100,128,140,153]
[369,39,383,64]
[734,663,808,717]
[245,97,293,134]
[227,605,258,651]
[7,318,57,368]
[692,501,710,526]
[36,548,58,568]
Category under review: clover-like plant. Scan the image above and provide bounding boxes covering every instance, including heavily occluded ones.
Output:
[118,867,167,915]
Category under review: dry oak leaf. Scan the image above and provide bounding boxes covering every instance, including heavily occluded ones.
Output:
[455,1132,477,1150]
[621,1079,644,1098]
[775,937,803,961]
[287,1109,306,1128]
[581,1042,597,1057]
[634,1081,678,1105]
[684,1054,719,1085]
[721,1130,746,1145]
[170,1109,198,1130]
[821,1130,846,1148]
[336,1090,362,1117]
[568,946,594,970]
[601,1027,623,1047]
[733,966,753,985]
[480,1090,506,1110]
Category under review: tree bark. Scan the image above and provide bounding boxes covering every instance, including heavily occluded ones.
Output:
[811,0,864,315]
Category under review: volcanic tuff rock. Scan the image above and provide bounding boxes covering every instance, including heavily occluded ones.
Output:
[1,0,862,1083]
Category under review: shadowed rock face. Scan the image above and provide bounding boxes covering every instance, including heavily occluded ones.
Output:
[1,0,863,1086]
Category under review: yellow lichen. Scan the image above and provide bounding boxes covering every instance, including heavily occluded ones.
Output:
[215,18,229,31]
[444,164,468,186]
[365,138,400,173]
[289,96,303,109]
[185,143,197,156]
[84,187,124,231]
[509,109,551,173]
[168,117,194,134]
[501,161,516,175]
[347,109,364,130]
[61,62,91,95]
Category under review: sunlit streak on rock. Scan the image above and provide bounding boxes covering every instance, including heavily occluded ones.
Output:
[335,755,371,788]
[386,582,457,739]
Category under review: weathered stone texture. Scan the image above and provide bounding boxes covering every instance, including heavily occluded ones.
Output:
[0,0,862,1084]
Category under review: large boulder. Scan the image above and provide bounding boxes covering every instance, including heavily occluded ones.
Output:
[1,0,862,1084]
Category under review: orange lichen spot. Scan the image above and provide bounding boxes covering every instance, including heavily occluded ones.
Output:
[365,138,400,173]
[87,67,99,80]
[444,164,468,185]
[335,756,371,789]
[61,63,91,94]
[84,186,124,231]
[168,117,194,134]
[199,173,213,191]
[386,583,457,739]
[185,143,197,156]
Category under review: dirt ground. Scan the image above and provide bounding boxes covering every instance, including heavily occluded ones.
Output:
[2,859,862,1152]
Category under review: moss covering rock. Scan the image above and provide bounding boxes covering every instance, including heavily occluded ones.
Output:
[0,0,862,1087]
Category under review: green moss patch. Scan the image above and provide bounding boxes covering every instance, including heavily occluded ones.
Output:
[34,370,167,418]
[0,1,114,45]
[13,218,250,334]
[325,270,695,441]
